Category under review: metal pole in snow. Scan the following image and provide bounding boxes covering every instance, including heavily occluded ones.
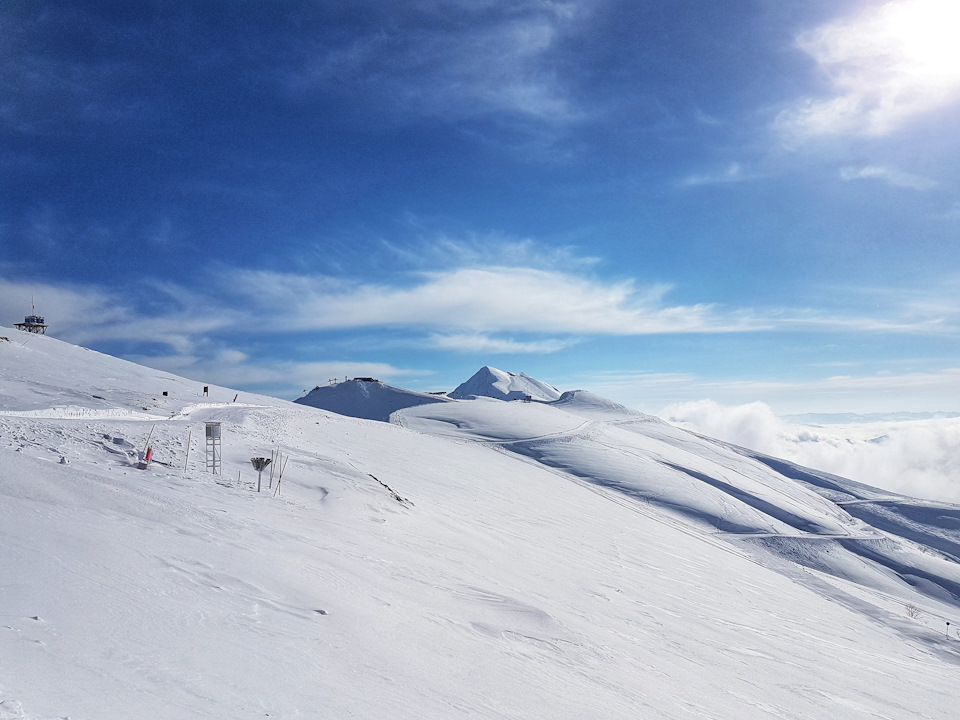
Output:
[142,424,156,456]
[269,446,277,488]
[250,457,272,493]
[184,430,192,472]
[274,456,289,497]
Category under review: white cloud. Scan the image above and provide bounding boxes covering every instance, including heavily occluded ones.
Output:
[681,162,758,187]
[7,260,960,407]
[693,108,723,126]
[778,0,960,138]
[584,366,960,417]
[427,332,574,354]
[287,2,589,125]
[662,399,786,457]
[226,266,757,335]
[0,278,237,355]
[379,233,601,273]
[839,164,937,190]
[662,399,960,504]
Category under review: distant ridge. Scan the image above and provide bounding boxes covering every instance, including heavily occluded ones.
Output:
[295,378,449,422]
[448,365,561,402]
[784,410,960,425]
[549,389,654,421]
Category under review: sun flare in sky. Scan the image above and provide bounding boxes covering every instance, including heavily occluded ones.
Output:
[879,0,960,82]
[791,0,960,136]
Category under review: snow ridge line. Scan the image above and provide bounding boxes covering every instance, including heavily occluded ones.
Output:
[0,406,166,420]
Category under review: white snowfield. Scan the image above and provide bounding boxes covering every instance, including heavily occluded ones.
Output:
[2,330,960,719]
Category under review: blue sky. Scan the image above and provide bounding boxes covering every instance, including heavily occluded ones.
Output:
[2,0,960,414]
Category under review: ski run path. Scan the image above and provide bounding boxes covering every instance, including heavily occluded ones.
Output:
[2,330,960,719]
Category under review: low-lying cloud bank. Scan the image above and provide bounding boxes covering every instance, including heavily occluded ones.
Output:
[662,399,960,504]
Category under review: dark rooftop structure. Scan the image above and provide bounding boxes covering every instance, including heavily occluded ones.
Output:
[14,314,47,334]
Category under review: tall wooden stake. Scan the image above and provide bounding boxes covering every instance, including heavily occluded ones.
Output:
[183,430,192,472]
[274,456,289,497]
[269,446,278,488]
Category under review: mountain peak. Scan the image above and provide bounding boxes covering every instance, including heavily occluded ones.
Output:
[448,366,562,402]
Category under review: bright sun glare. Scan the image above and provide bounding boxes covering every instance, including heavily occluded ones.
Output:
[788,0,960,136]
[875,0,960,83]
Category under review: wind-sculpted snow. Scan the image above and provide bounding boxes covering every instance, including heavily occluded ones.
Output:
[394,395,589,441]
[399,404,858,537]
[548,389,651,420]
[400,399,960,622]
[3,327,960,719]
[734,449,960,567]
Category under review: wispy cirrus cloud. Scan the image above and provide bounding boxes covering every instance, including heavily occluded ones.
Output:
[586,366,960,417]
[7,259,960,362]
[778,0,960,139]
[225,266,752,336]
[378,231,601,273]
[839,165,936,190]
[680,162,759,188]
[285,1,591,125]
[6,246,960,403]
[789,279,960,333]
[0,278,237,355]
[0,7,157,136]
[427,332,575,354]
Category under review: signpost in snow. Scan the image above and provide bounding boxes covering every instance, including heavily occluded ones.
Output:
[251,457,271,493]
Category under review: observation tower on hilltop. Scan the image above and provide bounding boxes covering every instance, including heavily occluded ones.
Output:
[14,300,47,334]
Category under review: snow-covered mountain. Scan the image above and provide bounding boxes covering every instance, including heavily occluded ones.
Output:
[549,388,648,420]
[448,365,562,401]
[3,328,960,719]
[295,377,449,422]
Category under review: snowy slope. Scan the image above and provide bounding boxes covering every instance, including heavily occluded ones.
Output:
[294,377,449,422]
[548,388,648,420]
[448,365,561,401]
[2,329,960,719]
[397,398,960,616]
